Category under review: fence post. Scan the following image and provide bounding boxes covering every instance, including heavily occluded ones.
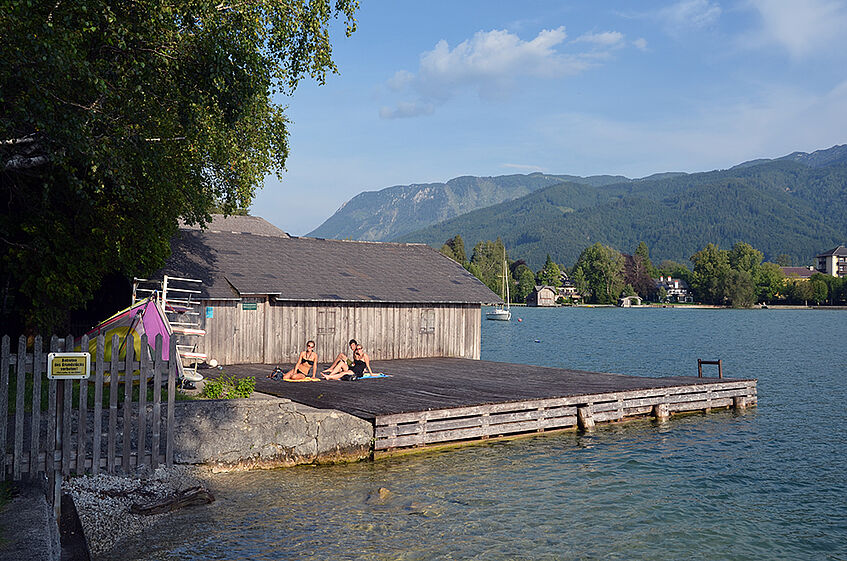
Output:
[46,336,59,513]
[31,336,44,475]
[13,336,26,480]
[166,337,176,467]
[123,338,134,473]
[138,334,149,469]
[92,335,104,475]
[76,334,89,475]
[152,335,163,466]
[61,334,73,477]
[108,334,119,474]
[0,336,9,480]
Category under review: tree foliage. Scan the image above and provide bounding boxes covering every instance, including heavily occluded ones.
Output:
[470,238,508,297]
[0,0,358,332]
[535,254,562,287]
[440,234,467,265]
[690,242,784,306]
[573,243,625,304]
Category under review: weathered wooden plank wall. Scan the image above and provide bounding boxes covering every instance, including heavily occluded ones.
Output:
[198,300,482,365]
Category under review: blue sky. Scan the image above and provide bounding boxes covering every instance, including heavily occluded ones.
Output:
[251,0,847,235]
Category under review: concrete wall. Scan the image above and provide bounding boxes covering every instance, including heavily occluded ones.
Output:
[172,394,374,470]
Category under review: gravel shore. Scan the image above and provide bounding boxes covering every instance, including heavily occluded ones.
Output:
[62,465,213,557]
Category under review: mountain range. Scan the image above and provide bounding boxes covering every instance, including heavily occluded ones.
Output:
[308,145,847,269]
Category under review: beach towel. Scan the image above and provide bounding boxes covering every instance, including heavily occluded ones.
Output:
[284,377,321,382]
[358,372,391,379]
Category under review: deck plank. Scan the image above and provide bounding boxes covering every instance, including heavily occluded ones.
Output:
[224,358,754,421]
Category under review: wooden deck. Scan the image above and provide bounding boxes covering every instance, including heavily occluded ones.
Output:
[224,358,757,453]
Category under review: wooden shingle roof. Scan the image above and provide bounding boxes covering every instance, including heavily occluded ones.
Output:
[159,230,500,304]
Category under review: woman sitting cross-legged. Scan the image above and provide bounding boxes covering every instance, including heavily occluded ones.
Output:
[323,344,372,380]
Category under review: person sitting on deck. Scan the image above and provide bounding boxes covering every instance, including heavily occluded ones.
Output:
[275,340,318,380]
[322,339,358,374]
[323,344,373,380]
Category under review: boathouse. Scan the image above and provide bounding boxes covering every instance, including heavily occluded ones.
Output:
[526,285,557,307]
[155,216,499,365]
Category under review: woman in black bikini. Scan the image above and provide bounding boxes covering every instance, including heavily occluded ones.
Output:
[323,344,372,380]
[280,340,318,380]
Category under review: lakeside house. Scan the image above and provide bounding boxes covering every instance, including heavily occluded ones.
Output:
[816,246,847,278]
[780,266,819,281]
[526,285,557,307]
[654,276,692,303]
[155,215,499,365]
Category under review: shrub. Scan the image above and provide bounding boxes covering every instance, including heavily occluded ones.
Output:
[200,372,255,399]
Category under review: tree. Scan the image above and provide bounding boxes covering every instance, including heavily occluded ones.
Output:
[1,0,358,332]
[571,266,589,300]
[574,243,625,304]
[775,254,793,267]
[440,235,467,265]
[725,269,756,307]
[624,253,656,299]
[536,254,562,288]
[754,262,785,303]
[470,238,508,296]
[729,242,764,274]
[515,268,536,303]
[690,244,731,305]
[634,241,658,277]
[809,274,829,305]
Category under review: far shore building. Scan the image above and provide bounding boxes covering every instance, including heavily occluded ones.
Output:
[152,215,499,365]
[618,295,642,307]
[654,276,692,303]
[780,266,819,281]
[816,246,847,278]
[526,285,557,307]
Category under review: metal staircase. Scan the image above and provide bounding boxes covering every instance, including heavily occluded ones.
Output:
[133,275,206,383]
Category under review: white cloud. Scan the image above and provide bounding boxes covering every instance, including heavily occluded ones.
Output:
[658,0,722,30]
[381,27,630,118]
[502,163,546,172]
[379,101,435,120]
[633,37,649,51]
[573,31,625,47]
[747,0,847,58]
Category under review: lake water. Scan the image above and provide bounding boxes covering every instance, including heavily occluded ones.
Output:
[115,308,847,560]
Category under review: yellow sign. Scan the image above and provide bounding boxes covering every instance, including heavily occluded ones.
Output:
[47,352,91,380]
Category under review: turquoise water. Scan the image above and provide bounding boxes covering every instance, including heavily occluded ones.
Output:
[116,308,847,560]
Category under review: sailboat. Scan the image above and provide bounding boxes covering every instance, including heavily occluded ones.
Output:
[486,248,512,321]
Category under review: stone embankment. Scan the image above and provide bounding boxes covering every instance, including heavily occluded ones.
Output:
[172,393,373,470]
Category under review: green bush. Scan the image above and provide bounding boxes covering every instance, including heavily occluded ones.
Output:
[200,372,255,399]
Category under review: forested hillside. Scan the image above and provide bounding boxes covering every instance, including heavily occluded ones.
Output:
[398,155,847,269]
[307,172,629,241]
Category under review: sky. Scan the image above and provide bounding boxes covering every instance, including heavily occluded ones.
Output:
[251,0,847,235]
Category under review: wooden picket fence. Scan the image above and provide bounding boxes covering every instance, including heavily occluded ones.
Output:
[0,333,177,508]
